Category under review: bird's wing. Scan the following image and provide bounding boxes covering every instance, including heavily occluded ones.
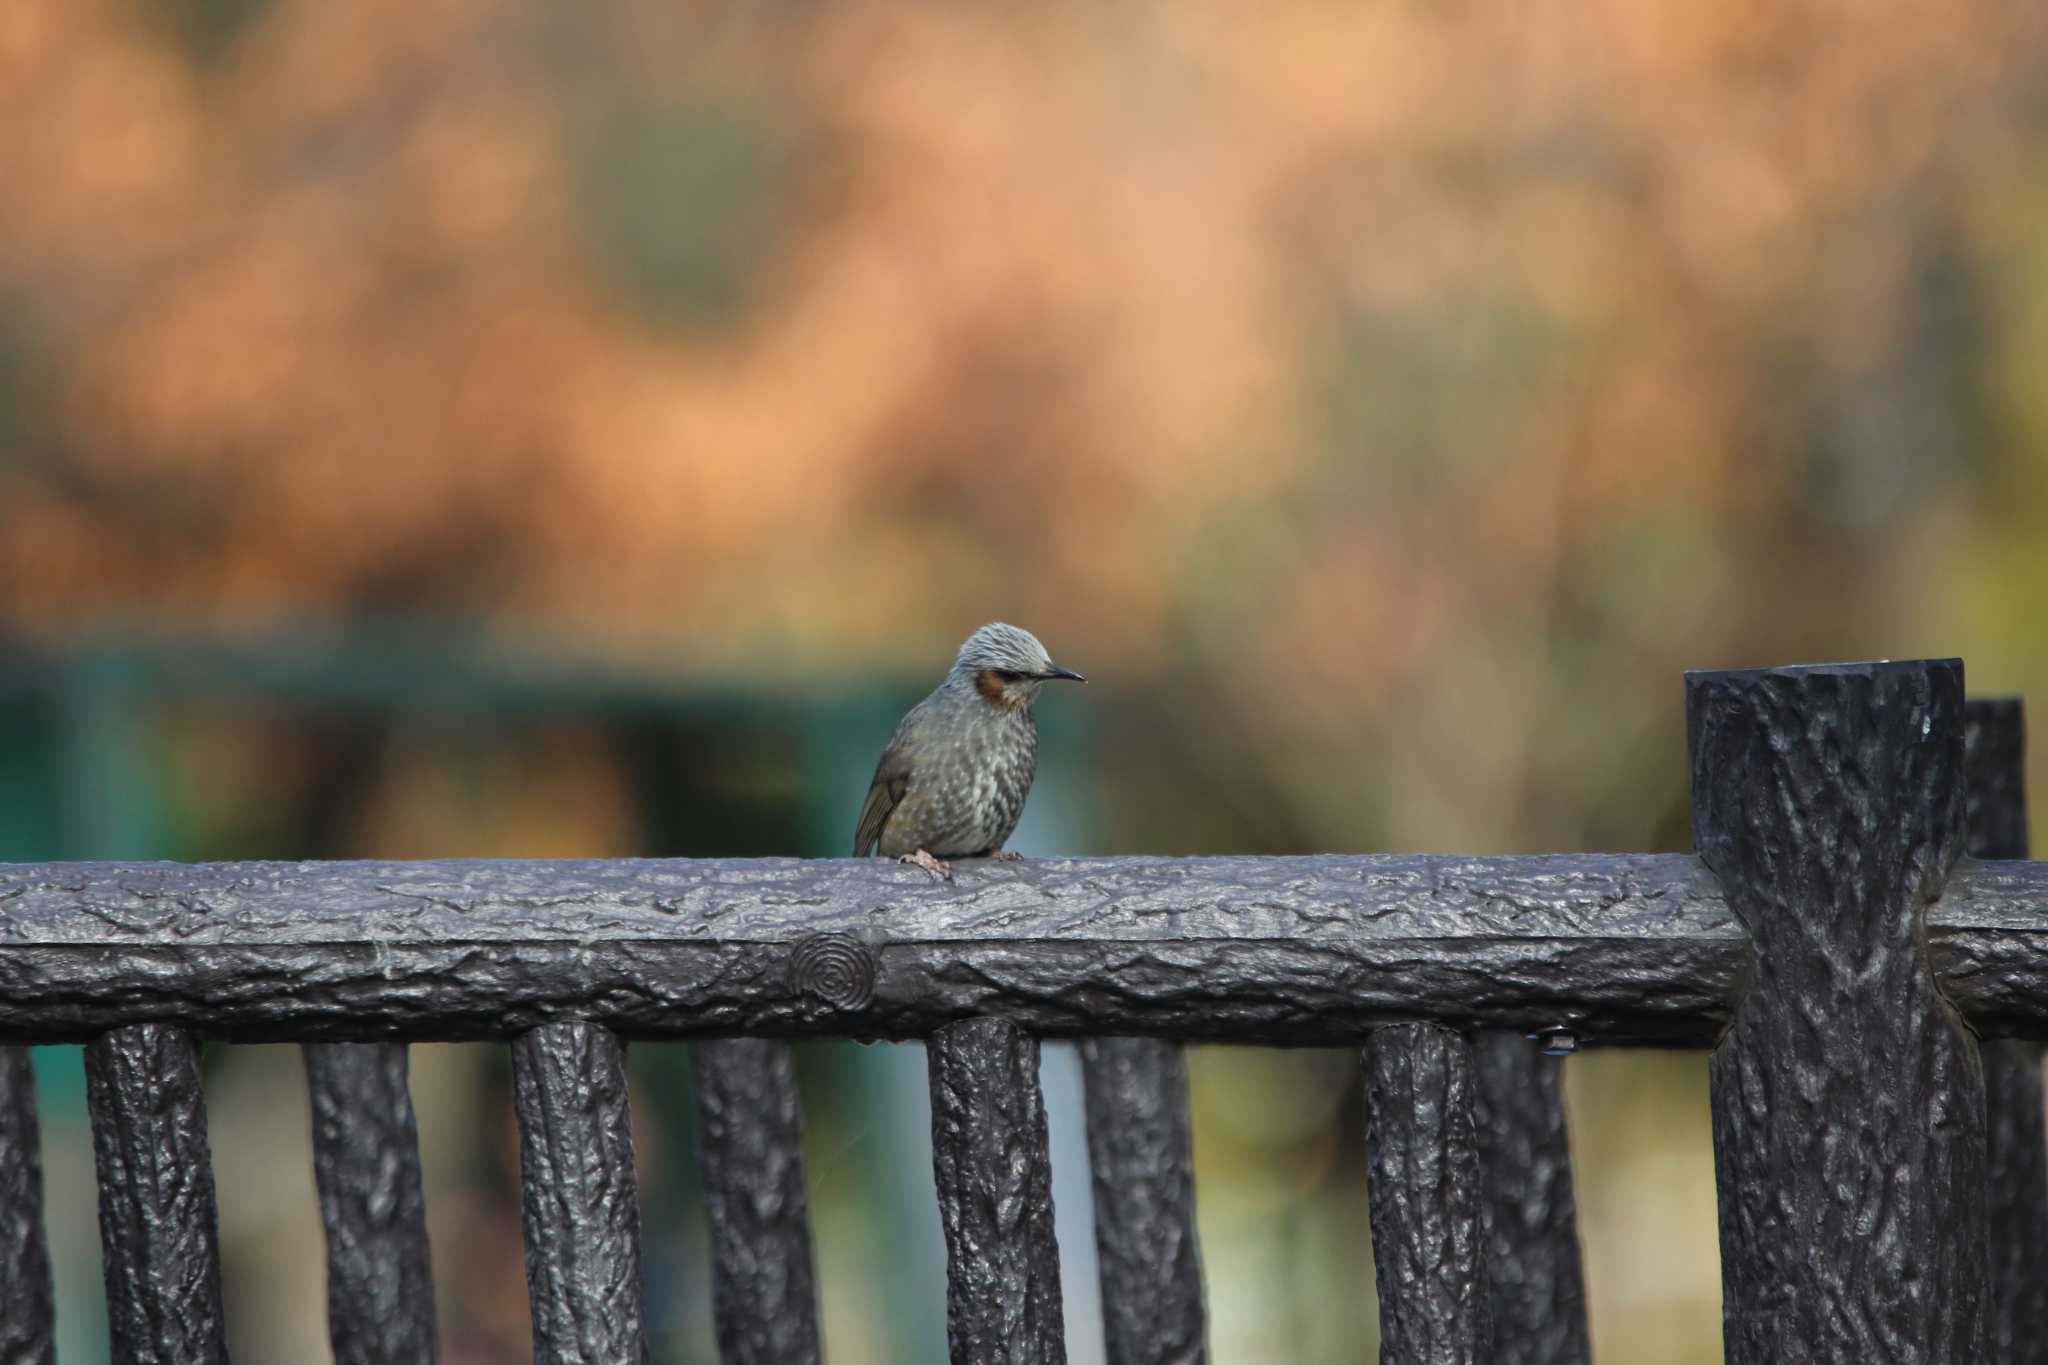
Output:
[853,726,916,856]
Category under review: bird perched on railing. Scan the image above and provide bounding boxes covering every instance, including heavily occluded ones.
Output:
[853,622,1085,880]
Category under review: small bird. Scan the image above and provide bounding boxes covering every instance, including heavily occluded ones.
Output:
[853,623,1086,880]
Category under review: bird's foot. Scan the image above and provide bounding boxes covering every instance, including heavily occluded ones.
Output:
[992,850,1025,862]
[900,848,952,881]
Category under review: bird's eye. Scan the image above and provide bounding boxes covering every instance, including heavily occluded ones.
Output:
[994,670,1024,683]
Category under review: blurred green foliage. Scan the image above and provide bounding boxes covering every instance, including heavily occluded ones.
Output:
[576,98,799,331]
[137,0,276,59]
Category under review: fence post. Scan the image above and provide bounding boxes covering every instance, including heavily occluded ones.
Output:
[1688,658,1987,1361]
[1472,1032,1589,1365]
[928,1018,1066,1365]
[1362,1021,1491,1365]
[303,1041,438,1365]
[511,1021,651,1365]
[1,1045,56,1365]
[1966,697,2046,1363]
[1077,1037,1208,1365]
[85,1022,231,1365]
[692,1037,824,1365]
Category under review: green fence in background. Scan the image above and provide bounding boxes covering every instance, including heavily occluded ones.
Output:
[0,626,1095,1365]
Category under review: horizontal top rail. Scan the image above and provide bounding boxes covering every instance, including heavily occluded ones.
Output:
[0,853,2043,1045]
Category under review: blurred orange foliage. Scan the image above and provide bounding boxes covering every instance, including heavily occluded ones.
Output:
[3,0,2035,674]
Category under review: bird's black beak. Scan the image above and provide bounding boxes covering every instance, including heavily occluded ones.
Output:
[1040,665,1087,683]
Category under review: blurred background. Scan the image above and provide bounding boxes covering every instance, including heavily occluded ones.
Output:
[3,0,2047,1360]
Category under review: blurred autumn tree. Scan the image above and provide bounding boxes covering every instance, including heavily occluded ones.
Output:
[4,0,2045,846]
[4,1,2048,1362]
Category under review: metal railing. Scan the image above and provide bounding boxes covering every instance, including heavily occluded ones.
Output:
[0,657,2042,1364]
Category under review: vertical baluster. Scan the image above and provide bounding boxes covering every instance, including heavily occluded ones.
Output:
[511,1021,650,1365]
[1472,1032,1589,1365]
[693,1038,823,1365]
[928,1018,1066,1365]
[1967,696,2046,1364]
[303,1041,437,1365]
[1689,658,1987,1361]
[1362,1022,1491,1365]
[1,1045,56,1365]
[1076,1037,1207,1365]
[85,1022,230,1365]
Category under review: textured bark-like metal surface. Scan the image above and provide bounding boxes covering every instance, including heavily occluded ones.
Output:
[1690,659,1986,1363]
[85,1022,230,1365]
[1076,1037,1207,1365]
[1471,1032,1588,1365]
[0,1044,55,1365]
[1967,697,2048,1364]
[303,1041,437,1365]
[928,1018,1066,1365]
[1362,1022,1490,1365]
[511,1021,649,1365]
[5,852,2048,1042]
[1926,857,2048,1035]
[692,1037,823,1365]
[0,853,1749,1044]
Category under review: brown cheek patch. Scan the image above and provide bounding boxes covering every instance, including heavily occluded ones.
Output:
[974,669,1017,708]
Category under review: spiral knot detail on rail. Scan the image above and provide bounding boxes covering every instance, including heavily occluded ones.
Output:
[787,933,877,1010]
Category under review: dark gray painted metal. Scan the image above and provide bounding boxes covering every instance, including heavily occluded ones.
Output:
[85,1022,230,1365]
[0,1044,55,1365]
[1472,1032,1588,1365]
[1690,659,1987,1362]
[303,1041,437,1365]
[1362,1022,1491,1364]
[4,852,2048,1041]
[692,1037,823,1365]
[0,852,1747,1045]
[1927,856,2048,1037]
[1967,697,2048,1365]
[511,1021,650,1365]
[1077,1037,1207,1365]
[928,1017,1065,1365]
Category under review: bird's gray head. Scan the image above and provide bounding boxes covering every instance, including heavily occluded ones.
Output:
[950,623,1085,709]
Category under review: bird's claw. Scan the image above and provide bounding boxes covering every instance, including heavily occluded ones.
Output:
[900,849,952,881]
[992,850,1025,862]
